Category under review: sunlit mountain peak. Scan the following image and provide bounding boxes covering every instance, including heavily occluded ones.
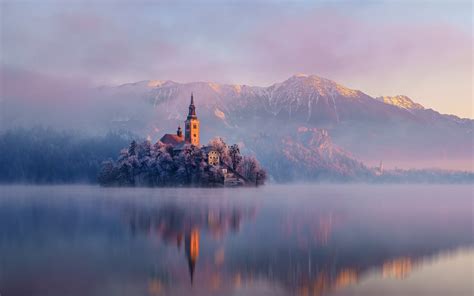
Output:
[377,95,424,111]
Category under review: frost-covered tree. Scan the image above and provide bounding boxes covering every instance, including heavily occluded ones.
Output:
[128,140,137,156]
[175,144,206,184]
[97,160,118,186]
[229,144,242,170]
[238,156,267,185]
[98,138,267,187]
[208,137,231,165]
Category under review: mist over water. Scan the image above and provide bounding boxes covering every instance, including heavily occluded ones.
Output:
[0,184,472,296]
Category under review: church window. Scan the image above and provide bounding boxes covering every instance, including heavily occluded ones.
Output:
[193,124,197,128]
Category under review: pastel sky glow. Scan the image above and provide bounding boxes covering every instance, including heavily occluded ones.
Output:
[1,0,472,118]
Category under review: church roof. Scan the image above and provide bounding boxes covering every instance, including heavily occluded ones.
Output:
[173,141,187,151]
[160,134,184,146]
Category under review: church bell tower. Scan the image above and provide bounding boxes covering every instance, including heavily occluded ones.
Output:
[185,93,200,146]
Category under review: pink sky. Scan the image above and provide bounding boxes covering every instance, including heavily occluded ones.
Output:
[1,1,472,118]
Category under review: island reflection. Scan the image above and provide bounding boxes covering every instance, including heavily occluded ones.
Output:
[118,189,472,296]
[0,185,472,296]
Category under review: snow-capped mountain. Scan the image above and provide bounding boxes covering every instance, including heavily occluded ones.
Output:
[103,74,473,173]
[376,95,424,111]
[117,74,420,126]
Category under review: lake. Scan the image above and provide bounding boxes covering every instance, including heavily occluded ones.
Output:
[0,185,472,296]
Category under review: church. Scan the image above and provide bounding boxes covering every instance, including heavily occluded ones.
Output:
[159,93,200,150]
[159,93,247,186]
[159,93,226,168]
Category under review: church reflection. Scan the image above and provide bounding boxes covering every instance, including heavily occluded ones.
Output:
[382,257,413,279]
[124,203,254,285]
[185,228,199,284]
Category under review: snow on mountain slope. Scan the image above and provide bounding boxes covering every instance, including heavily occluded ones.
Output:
[241,74,418,124]
[376,95,471,129]
[376,95,424,111]
[118,74,420,126]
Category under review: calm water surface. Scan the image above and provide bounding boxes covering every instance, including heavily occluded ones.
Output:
[0,185,472,296]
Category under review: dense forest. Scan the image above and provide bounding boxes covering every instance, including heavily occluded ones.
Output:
[98,138,267,187]
[0,128,134,183]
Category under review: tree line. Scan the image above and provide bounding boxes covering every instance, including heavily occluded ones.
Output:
[0,127,133,183]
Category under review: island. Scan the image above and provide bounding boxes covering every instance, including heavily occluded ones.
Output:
[98,93,266,187]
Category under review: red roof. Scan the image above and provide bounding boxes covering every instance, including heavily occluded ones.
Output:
[160,134,184,146]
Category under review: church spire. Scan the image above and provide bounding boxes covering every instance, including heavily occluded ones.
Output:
[187,92,196,119]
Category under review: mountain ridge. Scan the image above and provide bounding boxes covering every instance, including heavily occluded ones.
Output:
[116,74,470,122]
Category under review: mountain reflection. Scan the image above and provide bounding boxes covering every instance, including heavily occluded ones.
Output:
[0,185,472,296]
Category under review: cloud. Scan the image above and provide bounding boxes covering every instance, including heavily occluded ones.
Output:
[1,65,96,128]
[245,8,471,81]
[1,1,472,117]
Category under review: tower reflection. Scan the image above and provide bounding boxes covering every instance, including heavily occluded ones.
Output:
[185,228,199,284]
[124,202,254,285]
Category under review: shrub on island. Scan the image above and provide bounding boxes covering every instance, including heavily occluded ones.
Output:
[98,137,266,187]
